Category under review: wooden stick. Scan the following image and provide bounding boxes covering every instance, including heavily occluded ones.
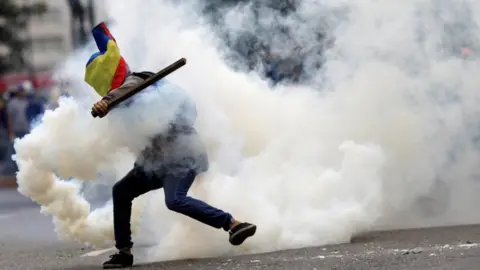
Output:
[91,57,187,117]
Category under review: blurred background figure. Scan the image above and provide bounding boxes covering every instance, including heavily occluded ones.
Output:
[0,97,12,167]
[1,81,33,175]
[7,81,33,140]
[25,83,46,126]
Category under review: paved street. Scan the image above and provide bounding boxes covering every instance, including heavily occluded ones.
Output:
[1,188,480,270]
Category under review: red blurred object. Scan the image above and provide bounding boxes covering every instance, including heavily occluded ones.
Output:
[461,47,472,56]
[0,72,55,92]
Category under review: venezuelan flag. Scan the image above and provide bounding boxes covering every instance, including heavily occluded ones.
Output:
[85,22,130,96]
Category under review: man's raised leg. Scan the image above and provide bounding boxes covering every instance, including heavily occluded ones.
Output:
[163,170,256,246]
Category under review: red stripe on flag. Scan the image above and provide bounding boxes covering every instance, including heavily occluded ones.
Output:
[109,58,128,91]
[99,22,116,42]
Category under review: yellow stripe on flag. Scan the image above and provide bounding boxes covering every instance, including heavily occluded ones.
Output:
[85,40,122,96]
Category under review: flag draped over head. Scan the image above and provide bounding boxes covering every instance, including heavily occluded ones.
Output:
[85,22,130,96]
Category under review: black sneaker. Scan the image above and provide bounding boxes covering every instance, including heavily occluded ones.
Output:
[102,252,134,269]
[229,222,257,246]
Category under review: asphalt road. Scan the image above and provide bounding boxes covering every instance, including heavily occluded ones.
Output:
[1,189,480,270]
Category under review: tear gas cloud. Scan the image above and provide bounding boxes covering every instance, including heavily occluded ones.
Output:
[14,0,480,263]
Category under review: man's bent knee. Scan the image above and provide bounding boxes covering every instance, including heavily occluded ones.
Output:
[112,182,130,201]
[165,197,185,212]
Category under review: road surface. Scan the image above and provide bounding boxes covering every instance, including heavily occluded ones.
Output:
[1,188,480,270]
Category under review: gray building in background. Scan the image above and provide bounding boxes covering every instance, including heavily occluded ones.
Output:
[16,0,108,72]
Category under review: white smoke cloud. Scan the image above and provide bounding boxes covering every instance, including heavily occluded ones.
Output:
[13,0,480,264]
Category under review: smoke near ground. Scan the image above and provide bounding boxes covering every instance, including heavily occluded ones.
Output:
[13,0,480,263]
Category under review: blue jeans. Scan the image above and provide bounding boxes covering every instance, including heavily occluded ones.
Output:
[112,164,233,249]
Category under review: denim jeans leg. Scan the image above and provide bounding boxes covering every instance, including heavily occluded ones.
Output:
[163,170,233,231]
[112,165,163,249]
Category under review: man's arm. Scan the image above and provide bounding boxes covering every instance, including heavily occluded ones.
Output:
[101,75,144,103]
[91,74,145,118]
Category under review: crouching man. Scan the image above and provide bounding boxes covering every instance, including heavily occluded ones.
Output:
[85,22,257,269]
